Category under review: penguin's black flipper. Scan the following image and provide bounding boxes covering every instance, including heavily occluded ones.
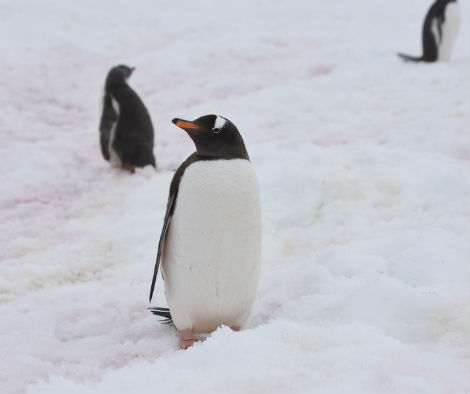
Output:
[148,307,173,325]
[397,53,423,62]
[99,93,119,160]
[149,153,205,304]
[149,192,176,302]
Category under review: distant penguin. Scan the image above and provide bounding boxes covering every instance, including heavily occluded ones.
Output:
[99,65,156,172]
[398,0,460,62]
[149,115,262,349]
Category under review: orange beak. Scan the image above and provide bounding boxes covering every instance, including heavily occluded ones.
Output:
[172,118,200,130]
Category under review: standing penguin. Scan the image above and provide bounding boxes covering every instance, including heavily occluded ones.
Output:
[149,115,262,349]
[99,65,156,171]
[398,0,460,62]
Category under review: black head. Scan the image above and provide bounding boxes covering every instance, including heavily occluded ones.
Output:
[172,115,249,160]
[105,64,135,91]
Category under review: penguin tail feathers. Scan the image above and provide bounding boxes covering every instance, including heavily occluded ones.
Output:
[148,307,173,325]
[397,53,423,62]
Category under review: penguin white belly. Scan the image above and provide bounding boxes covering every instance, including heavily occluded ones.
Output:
[108,96,122,167]
[438,2,460,61]
[162,159,262,333]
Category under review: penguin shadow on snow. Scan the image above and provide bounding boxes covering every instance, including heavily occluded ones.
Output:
[398,0,460,63]
[99,64,156,173]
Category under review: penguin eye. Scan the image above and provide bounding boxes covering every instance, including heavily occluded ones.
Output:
[212,127,222,134]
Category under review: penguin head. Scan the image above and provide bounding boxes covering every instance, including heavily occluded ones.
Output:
[105,64,135,90]
[172,115,249,160]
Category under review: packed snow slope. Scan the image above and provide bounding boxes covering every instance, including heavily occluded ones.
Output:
[1,0,469,393]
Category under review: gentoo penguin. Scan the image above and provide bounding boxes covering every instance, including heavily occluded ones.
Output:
[149,115,262,349]
[398,0,460,62]
[99,65,156,172]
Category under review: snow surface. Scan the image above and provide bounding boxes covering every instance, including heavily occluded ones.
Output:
[1,0,469,393]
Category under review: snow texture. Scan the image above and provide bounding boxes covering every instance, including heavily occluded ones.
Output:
[0,0,468,393]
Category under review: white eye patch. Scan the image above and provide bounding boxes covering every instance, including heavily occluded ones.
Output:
[213,116,227,130]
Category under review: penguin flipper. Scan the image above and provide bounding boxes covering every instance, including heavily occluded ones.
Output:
[149,192,176,302]
[149,153,202,302]
[397,53,423,62]
[99,93,119,160]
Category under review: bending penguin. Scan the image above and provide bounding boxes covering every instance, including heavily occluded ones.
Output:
[149,115,262,349]
[398,0,460,62]
[99,65,156,172]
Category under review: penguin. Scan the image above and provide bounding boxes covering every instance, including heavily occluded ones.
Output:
[398,0,460,62]
[99,65,156,172]
[149,115,262,349]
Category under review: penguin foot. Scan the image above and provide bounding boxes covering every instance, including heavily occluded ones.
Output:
[180,330,197,349]
[121,163,136,173]
[230,326,240,332]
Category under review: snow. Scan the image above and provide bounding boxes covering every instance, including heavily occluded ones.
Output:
[0,0,468,393]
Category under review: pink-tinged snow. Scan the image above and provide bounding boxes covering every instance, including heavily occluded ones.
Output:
[1,0,469,393]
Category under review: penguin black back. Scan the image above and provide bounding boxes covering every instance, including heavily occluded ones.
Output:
[99,65,156,171]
